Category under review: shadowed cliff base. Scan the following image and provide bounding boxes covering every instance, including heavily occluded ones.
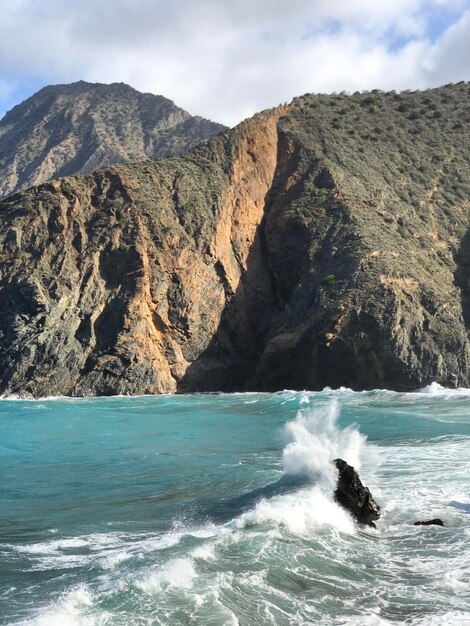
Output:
[1,84,470,396]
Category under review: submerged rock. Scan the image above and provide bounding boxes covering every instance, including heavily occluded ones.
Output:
[413,519,444,527]
[333,458,381,528]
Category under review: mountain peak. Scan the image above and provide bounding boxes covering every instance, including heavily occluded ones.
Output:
[0,81,226,200]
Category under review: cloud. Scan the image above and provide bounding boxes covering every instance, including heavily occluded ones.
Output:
[423,10,470,82]
[0,0,469,125]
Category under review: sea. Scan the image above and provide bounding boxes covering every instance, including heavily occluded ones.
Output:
[1,384,469,626]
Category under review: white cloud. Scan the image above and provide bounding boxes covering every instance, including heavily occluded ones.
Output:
[0,0,469,125]
[424,10,470,82]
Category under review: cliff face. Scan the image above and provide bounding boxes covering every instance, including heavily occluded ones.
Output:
[1,83,470,396]
[0,81,226,200]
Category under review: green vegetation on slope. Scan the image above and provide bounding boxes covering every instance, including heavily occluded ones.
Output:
[1,84,470,395]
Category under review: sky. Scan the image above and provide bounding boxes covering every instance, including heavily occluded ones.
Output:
[0,0,469,126]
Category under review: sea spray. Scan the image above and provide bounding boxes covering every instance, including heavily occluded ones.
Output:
[229,400,367,534]
[20,585,95,626]
[136,557,197,592]
[282,399,367,488]
[229,483,355,534]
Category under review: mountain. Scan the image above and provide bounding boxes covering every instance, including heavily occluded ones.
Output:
[1,83,470,397]
[0,81,226,200]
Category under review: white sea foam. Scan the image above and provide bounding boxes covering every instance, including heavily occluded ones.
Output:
[279,382,470,404]
[0,393,66,401]
[416,382,470,396]
[410,612,470,625]
[336,615,393,626]
[225,400,366,535]
[136,557,197,592]
[229,484,355,534]
[14,537,90,554]
[5,530,186,571]
[99,551,132,570]
[15,585,97,626]
[282,400,367,487]
[190,543,216,561]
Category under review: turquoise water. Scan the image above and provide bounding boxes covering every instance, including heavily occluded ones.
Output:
[1,386,470,625]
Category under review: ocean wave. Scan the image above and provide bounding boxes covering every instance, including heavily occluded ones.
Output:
[3,529,199,571]
[5,392,470,625]
[335,615,393,625]
[410,612,470,626]
[13,585,95,626]
[282,399,367,479]
[227,484,355,535]
[135,557,197,592]
[223,400,368,536]
[5,400,366,587]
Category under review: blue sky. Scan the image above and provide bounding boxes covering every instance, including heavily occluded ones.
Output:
[0,0,469,126]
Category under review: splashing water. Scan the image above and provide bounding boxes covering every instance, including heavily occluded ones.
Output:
[1,389,470,625]
[282,399,368,489]
[230,400,367,535]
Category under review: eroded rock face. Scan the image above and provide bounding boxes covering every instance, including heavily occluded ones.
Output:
[0,81,226,201]
[2,84,470,396]
[333,459,381,527]
[0,108,281,396]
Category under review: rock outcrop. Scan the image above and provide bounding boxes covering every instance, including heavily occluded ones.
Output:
[413,519,445,526]
[1,83,470,396]
[333,459,381,527]
[0,81,226,200]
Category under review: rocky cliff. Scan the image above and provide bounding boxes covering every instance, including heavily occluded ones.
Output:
[0,81,226,200]
[1,83,470,396]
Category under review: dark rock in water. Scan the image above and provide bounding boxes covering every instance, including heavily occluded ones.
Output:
[334,458,381,528]
[413,518,444,527]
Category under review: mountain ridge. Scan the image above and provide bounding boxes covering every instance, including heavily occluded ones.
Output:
[0,80,226,200]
